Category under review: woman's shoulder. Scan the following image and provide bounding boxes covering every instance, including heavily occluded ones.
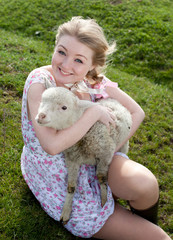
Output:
[26,66,56,87]
[28,66,54,81]
[101,75,118,88]
[95,74,118,91]
[88,75,118,100]
[23,66,55,95]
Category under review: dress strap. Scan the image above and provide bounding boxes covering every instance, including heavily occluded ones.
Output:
[64,81,105,95]
[64,76,118,99]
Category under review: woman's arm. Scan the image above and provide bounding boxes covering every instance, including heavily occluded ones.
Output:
[105,86,145,151]
[28,83,114,155]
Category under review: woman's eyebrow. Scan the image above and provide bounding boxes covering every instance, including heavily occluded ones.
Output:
[58,45,67,51]
[76,54,87,60]
[58,44,87,60]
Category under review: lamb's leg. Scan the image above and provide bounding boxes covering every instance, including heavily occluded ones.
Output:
[96,165,108,206]
[96,155,113,207]
[60,161,80,223]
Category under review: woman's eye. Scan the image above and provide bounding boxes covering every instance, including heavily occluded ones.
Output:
[75,58,83,64]
[58,50,66,56]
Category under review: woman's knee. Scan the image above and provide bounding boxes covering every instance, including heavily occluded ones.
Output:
[128,163,159,207]
[108,156,159,206]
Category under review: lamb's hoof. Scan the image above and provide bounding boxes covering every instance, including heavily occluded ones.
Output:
[60,218,69,225]
[97,174,107,183]
[60,208,71,224]
[60,215,69,225]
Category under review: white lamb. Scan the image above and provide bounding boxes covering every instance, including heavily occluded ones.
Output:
[35,82,132,222]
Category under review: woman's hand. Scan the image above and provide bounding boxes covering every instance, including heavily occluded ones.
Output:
[95,105,116,129]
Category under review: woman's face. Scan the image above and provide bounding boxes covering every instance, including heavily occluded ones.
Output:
[52,35,95,86]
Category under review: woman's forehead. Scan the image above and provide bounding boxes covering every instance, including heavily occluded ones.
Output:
[57,35,94,59]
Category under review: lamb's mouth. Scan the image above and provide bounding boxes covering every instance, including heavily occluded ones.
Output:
[36,119,51,126]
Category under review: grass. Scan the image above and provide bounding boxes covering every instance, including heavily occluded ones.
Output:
[1,0,173,89]
[0,0,172,239]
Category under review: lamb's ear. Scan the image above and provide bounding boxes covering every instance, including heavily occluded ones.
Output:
[44,78,54,89]
[77,99,98,110]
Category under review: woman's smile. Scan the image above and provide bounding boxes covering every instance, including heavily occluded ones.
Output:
[58,67,73,76]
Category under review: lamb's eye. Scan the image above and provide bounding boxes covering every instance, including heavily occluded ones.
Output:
[62,106,67,110]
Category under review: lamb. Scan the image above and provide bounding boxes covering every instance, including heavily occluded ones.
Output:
[35,82,132,222]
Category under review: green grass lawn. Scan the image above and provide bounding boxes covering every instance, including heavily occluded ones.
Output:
[0,0,172,239]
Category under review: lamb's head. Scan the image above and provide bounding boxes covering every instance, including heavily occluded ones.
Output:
[35,87,96,130]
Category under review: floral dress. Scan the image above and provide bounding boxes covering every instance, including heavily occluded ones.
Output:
[21,68,116,238]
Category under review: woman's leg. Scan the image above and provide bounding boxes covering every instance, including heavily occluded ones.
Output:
[108,155,159,210]
[93,155,171,239]
[93,204,171,240]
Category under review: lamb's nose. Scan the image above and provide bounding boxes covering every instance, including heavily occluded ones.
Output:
[37,113,46,123]
[39,112,46,119]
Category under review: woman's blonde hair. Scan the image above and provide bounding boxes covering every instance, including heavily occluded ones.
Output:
[55,16,116,83]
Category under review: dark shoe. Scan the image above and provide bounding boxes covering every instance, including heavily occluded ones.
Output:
[130,199,159,225]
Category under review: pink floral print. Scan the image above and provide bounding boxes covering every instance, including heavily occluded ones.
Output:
[21,68,115,238]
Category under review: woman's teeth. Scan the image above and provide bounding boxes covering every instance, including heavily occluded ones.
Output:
[60,68,71,75]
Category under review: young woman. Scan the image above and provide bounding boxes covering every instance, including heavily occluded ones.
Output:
[21,16,171,239]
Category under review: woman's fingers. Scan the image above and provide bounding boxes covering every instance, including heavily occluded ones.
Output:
[107,108,116,127]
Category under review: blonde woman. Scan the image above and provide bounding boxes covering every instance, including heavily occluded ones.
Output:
[21,17,171,239]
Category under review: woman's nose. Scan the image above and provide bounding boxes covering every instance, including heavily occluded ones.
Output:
[61,57,72,71]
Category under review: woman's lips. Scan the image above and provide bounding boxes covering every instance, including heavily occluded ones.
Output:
[59,67,72,76]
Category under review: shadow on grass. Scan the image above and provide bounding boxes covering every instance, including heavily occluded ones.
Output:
[17,185,83,240]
